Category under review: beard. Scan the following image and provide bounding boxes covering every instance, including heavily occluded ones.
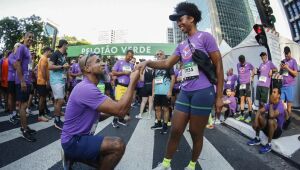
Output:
[95,72,106,81]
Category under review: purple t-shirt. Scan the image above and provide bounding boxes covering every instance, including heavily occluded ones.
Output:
[264,101,286,129]
[224,74,237,90]
[8,53,17,82]
[257,61,276,87]
[223,96,236,112]
[282,58,298,87]
[113,60,134,85]
[173,31,219,91]
[237,62,254,84]
[173,68,181,90]
[61,78,108,144]
[14,44,32,84]
[70,63,82,86]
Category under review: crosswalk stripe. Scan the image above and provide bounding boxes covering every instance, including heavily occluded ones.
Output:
[2,116,114,170]
[0,107,54,123]
[116,117,155,170]
[183,129,234,170]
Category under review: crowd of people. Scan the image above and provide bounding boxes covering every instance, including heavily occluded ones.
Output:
[0,1,298,170]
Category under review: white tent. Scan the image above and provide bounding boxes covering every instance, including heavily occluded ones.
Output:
[220,30,300,107]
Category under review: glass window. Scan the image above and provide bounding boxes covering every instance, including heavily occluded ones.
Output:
[292,3,298,15]
[288,6,294,18]
[293,23,299,37]
[297,1,300,11]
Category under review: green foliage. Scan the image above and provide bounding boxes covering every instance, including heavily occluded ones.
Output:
[59,35,91,46]
[0,16,23,50]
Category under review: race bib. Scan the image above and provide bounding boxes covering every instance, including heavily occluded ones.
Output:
[28,63,33,71]
[259,76,267,83]
[282,70,289,77]
[240,84,246,90]
[122,65,132,72]
[226,81,231,85]
[182,62,199,81]
[154,77,163,84]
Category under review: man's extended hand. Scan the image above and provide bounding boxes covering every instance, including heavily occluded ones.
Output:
[135,61,148,72]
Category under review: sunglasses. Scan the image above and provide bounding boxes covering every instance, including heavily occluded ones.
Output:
[84,53,100,67]
[156,53,163,56]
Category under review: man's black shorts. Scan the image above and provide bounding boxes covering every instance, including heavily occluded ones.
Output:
[16,84,31,102]
[262,123,282,139]
[8,81,15,94]
[37,85,48,97]
[140,84,152,97]
[154,95,170,107]
[239,83,251,97]
[256,86,269,103]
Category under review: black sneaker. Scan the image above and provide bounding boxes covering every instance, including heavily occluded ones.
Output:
[112,119,120,128]
[160,123,168,134]
[151,122,162,130]
[26,126,37,135]
[117,118,128,126]
[9,115,18,125]
[21,129,36,142]
[54,119,64,130]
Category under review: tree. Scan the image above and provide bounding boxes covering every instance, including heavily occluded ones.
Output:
[59,35,91,46]
[0,17,22,51]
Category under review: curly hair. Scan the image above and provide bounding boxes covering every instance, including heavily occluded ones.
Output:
[175,2,202,23]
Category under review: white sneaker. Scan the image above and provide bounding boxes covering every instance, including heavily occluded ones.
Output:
[135,114,143,119]
[153,163,171,170]
[26,108,32,114]
[214,119,221,125]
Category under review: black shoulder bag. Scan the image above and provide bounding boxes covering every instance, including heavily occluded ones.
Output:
[187,39,217,84]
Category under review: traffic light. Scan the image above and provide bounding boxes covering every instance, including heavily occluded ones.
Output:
[253,24,268,47]
[254,0,276,28]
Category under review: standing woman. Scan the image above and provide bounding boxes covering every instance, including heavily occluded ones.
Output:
[137,2,223,169]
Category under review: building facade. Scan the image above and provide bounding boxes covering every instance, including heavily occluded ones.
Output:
[281,0,300,43]
[98,29,128,44]
[188,0,255,47]
[167,27,174,43]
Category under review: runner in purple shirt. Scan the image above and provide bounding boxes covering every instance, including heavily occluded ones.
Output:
[222,88,237,119]
[137,2,224,169]
[69,58,82,91]
[14,31,36,142]
[256,52,277,108]
[7,43,21,125]
[280,46,298,129]
[111,50,134,127]
[236,55,254,123]
[61,54,140,169]
[247,88,287,154]
[224,68,237,90]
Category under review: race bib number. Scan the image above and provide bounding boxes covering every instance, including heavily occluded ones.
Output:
[122,66,132,72]
[226,81,231,85]
[240,84,246,90]
[282,70,289,77]
[259,76,267,83]
[182,62,199,81]
[154,77,163,84]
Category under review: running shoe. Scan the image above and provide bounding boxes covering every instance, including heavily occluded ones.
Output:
[167,121,171,127]
[235,115,245,121]
[160,123,168,134]
[152,163,171,170]
[9,115,18,125]
[135,114,143,119]
[26,108,32,114]
[151,122,162,130]
[112,119,120,128]
[54,119,64,130]
[214,119,221,125]
[247,137,261,146]
[259,143,272,154]
[21,128,36,142]
[244,117,252,123]
[118,118,128,126]
[26,126,37,135]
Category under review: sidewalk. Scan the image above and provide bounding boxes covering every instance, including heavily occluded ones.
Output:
[223,109,300,167]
